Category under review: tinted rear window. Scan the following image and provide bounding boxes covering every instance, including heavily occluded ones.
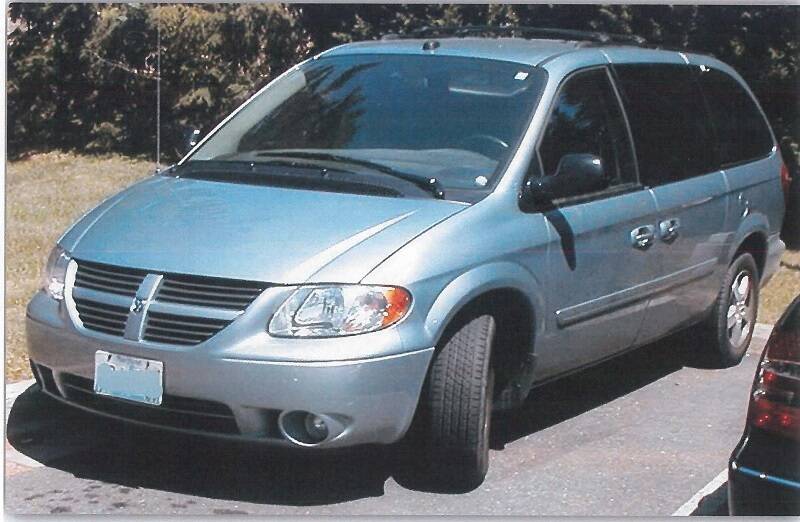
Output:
[613,64,716,186]
[697,68,774,167]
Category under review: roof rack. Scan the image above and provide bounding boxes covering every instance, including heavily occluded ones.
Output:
[381,25,647,46]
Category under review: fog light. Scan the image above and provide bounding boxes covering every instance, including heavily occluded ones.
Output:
[304,413,328,442]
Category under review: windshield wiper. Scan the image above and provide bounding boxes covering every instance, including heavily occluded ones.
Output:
[256,151,445,200]
[168,161,403,198]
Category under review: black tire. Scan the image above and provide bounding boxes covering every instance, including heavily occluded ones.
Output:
[417,312,496,491]
[699,253,759,368]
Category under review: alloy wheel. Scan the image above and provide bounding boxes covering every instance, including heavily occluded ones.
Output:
[727,270,754,348]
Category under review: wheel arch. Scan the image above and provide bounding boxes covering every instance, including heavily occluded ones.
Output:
[423,262,545,399]
[424,262,544,346]
[727,216,770,279]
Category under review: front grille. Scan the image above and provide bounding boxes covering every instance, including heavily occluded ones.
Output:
[156,274,266,310]
[74,260,147,297]
[143,311,232,346]
[70,259,269,346]
[57,372,240,434]
[74,297,129,337]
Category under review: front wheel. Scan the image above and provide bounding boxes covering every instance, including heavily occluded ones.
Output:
[416,313,496,491]
[699,253,759,367]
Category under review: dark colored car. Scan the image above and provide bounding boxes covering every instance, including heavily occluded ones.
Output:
[729,295,800,515]
[782,166,800,249]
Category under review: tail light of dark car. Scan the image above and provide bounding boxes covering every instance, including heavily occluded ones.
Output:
[747,304,800,441]
[780,162,792,198]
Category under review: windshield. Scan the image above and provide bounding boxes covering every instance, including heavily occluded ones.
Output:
[187,54,547,201]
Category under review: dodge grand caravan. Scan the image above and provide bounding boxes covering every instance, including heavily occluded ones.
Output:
[27,30,787,489]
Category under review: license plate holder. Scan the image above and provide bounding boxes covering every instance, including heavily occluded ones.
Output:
[94,350,163,406]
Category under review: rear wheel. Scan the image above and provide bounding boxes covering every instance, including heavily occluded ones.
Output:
[700,253,759,367]
[416,312,496,491]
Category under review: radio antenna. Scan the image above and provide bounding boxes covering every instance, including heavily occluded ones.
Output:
[155,5,161,171]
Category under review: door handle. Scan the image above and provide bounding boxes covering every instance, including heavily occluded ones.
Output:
[659,218,681,243]
[738,193,750,218]
[630,225,656,250]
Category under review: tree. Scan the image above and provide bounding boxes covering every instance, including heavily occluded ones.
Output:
[7,3,96,154]
[7,3,799,171]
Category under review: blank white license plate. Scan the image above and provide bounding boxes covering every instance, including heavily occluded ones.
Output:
[94,350,163,406]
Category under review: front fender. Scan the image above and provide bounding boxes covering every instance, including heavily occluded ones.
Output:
[422,261,545,347]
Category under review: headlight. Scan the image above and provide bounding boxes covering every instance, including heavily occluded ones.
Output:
[268,285,412,338]
[41,245,71,300]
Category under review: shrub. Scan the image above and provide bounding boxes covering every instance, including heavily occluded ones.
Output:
[7,3,799,172]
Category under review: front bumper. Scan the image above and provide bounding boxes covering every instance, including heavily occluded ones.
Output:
[26,291,434,449]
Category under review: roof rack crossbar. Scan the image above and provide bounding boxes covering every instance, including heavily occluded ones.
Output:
[381,25,647,46]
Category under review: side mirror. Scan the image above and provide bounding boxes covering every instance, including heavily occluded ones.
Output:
[182,127,202,155]
[522,153,608,207]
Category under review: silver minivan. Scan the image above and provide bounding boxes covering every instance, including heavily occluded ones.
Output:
[27,32,787,488]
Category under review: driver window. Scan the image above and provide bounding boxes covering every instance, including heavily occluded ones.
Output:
[538,68,636,188]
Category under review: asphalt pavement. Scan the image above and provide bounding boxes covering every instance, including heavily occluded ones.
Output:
[4,325,771,515]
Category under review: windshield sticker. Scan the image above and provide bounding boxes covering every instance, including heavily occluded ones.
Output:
[474,175,489,187]
[514,71,529,81]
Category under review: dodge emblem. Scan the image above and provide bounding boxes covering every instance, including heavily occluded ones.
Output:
[131,297,146,314]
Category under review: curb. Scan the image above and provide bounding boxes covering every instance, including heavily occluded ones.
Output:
[6,378,36,404]
[5,378,43,470]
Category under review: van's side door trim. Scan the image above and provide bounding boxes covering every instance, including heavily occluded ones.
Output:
[555,258,717,328]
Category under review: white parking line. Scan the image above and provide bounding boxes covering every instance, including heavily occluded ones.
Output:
[753,322,773,341]
[671,323,773,516]
[672,468,729,516]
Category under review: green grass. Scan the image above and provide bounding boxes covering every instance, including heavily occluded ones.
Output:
[5,153,800,381]
[6,152,153,381]
[760,249,800,324]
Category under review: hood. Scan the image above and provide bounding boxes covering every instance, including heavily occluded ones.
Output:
[62,176,465,284]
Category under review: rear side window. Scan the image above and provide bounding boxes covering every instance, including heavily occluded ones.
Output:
[613,64,716,186]
[697,68,774,167]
